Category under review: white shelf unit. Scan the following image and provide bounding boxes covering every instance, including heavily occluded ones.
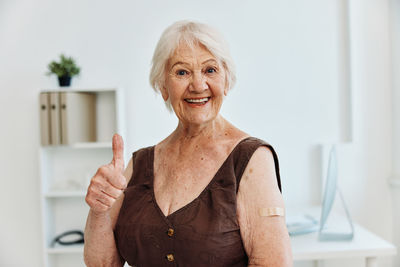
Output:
[39,88,125,267]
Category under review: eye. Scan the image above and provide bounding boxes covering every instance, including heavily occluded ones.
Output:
[176,69,188,76]
[206,67,216,73]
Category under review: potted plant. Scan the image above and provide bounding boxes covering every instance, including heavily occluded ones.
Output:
[47,54,81,87]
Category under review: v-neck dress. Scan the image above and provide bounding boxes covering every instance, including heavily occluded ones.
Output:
[114,137,281,267]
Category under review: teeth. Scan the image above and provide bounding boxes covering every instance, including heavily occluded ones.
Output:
[186,97,209,103]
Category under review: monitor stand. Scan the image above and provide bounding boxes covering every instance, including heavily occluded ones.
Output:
[318,186,354,241]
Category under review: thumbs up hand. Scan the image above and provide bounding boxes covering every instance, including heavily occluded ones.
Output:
[85,134,127,215]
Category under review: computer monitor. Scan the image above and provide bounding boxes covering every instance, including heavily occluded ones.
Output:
[287,145,354,240]
[318,145,354,241]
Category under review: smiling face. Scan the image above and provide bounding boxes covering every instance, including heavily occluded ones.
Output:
[162,42,228,127]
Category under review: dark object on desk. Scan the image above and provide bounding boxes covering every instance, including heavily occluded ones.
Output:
[51,230,84,246]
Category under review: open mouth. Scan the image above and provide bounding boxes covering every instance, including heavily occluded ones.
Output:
[184,97,211,105]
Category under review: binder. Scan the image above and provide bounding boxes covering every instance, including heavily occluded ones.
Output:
[49,92,61,145]
[60,92,96,145]
[39,93,51,146]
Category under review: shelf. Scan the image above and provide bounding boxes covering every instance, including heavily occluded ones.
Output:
[42,142,112,149]
[44,191,86,198]
[41,88,118,93]
[70,142,111,149]
[39,87,124,267]
[46,244,84,254]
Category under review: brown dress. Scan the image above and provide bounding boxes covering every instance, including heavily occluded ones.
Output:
[114,137,281,267]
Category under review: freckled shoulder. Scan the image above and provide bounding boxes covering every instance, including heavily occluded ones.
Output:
[240,146,276,183]
[234,138,281,194]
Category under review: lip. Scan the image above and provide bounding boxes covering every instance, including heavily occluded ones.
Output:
[184,96,211,100]
[184,97,211,106]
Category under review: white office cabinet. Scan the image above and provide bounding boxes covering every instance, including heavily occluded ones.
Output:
[38,88,125,267]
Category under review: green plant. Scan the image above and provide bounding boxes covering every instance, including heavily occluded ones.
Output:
[47,54,80,78]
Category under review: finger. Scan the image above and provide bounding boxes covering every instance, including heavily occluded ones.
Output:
[93,199,109,213]
[99,180,124,199]
[86,189,113,212]
[108,173,127,190]
[93,189,116,208]
[112,134,125,172]
[96,165,126,190]
[96,195,115,208]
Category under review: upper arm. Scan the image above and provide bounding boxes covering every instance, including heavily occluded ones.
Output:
[110,157,133,229]
[237,146,292,266]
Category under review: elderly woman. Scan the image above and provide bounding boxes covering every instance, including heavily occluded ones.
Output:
[84,21,292,266]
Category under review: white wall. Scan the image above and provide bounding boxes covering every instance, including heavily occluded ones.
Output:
[0,0,395,266]
[346,0,393,234]
[332,0,394,265]
[390,0,400,266]
[391,0,400,176]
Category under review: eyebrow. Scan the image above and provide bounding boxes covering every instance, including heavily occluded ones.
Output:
[202,58,218,65]
[170,61,188,69]
[170,58,218,69]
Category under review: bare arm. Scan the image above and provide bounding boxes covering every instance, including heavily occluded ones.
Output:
[237,146,293,267]
[83,134,133,267]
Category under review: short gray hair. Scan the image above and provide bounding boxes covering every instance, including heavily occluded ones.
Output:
[149,20,236,110]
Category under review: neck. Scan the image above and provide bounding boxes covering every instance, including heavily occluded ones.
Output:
[172,115,227,143]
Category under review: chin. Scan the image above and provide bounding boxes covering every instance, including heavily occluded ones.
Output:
[187,114,217,125]
[174,104,221,126]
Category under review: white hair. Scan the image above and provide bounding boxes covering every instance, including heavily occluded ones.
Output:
[149,20,236,110]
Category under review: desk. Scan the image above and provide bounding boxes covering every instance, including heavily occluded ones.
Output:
[290,216,396,267]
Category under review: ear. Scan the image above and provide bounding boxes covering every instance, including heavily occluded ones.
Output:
[222,66,229,96]
[161,86,169,101]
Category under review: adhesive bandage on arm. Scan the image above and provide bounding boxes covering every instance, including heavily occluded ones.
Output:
[258,207,285,217]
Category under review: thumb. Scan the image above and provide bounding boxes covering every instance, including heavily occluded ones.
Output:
[112,133,125,172]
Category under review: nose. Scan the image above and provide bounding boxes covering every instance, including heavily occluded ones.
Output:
[189,71,208,93]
